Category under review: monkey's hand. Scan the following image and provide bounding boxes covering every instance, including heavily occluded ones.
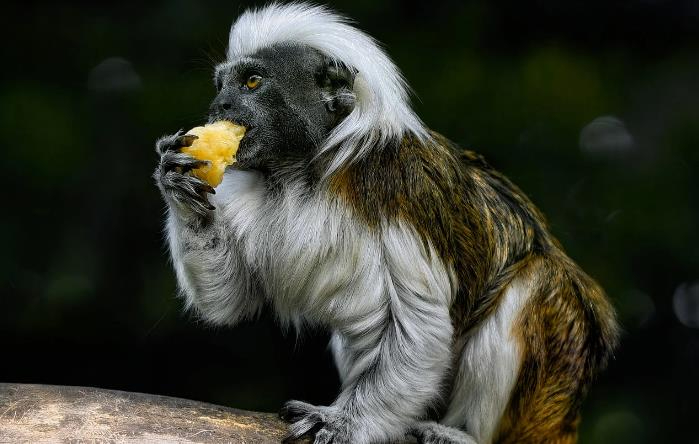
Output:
[280,401,350,444]
[154,130,217,217]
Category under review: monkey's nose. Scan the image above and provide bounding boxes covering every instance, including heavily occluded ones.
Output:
[209,88,242,115]
[208,92,250,125]
[211,97,233,114]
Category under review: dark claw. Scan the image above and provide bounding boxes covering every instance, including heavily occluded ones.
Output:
[182,183,214,208]
[156,130,199,155]
[279,405,292,421]
[161,152,209,173]
[178,133,199,148]
[280,401,311,423]
[187,175,216,196]
[159,170,216,215]
[281,401,329,443]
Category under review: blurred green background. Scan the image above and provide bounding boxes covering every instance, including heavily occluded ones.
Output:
[1,1,698,442]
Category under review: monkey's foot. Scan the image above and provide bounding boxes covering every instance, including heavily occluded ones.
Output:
[279,400,351,444]
[411,421,477,444]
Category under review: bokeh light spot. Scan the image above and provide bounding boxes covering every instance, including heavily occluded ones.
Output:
[579,115,634,156]
[592,409,645,444]
[673,281,699,328]
[88,57,142,93]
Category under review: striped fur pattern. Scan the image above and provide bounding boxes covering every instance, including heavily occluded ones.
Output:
[157,3,619,444]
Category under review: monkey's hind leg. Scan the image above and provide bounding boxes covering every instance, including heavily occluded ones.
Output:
[411,421,477,444]
[492,259,617,444]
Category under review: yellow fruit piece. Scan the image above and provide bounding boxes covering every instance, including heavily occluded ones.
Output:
[181,121,246,186]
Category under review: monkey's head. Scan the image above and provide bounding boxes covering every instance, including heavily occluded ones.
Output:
[210,3,430,175]
[210,44,355,171]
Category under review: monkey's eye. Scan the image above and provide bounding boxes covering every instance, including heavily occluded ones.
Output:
[245,75,262,90]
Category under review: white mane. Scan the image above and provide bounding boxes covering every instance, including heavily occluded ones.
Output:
[227,2,430,175]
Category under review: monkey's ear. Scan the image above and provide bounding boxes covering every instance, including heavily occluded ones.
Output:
[317,57,356,118]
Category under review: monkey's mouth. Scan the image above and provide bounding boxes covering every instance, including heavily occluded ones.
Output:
[238,125,255,148]
[234,125,259,169]
[215,117,254,153]
[223,118,253,140]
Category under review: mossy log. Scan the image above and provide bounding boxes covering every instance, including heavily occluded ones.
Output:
[0,383,306,443]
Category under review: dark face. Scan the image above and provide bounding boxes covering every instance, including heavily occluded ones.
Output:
[209,43,355,172]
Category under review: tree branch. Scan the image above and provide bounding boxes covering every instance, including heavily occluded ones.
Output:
[0,383,305,443]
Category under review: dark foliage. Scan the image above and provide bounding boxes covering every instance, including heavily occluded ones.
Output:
[1,1,697,442]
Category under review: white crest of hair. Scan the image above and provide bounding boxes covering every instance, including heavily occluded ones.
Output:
[227,2,431,176]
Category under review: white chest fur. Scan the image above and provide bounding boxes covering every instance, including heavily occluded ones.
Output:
[212,168,453,327]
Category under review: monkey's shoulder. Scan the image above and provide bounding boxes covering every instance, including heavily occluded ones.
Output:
[328,132,464,220]
[327,131,538,223]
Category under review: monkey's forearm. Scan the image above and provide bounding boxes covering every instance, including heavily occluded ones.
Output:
[338,301,453,442]
[286,295,453,444]
[284,225,456,443]
[165,207,262,325]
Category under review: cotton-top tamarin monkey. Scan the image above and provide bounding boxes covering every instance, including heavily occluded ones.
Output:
[154,3,618,443]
